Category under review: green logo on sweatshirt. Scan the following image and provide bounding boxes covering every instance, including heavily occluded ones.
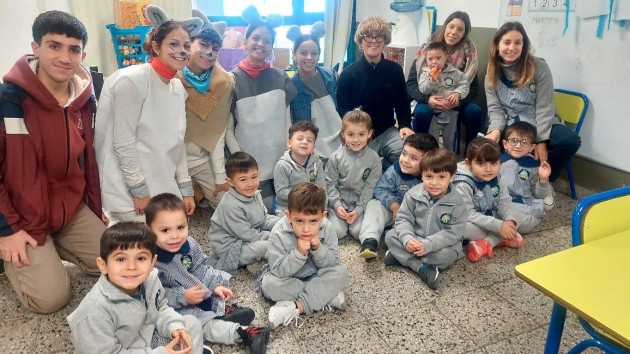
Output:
[491,186,500,198]
[440,213,452,224]
[362,168,372,181]
[529,83,537,93]
[181,255,193,271]
[309,171,317,182]
[518,169,530,180]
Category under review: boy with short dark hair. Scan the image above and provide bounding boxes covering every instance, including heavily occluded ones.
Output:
[67,222,204,353]
[208,152,280,273]
[273,121,326,216]
[418,41,470,152]
[500,121,553,234]
[147,193,270,354]
[358,133,438,259]
[262,182,349,329]
[384,149,467,290]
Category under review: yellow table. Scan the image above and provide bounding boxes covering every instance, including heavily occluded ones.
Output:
[515,231,630,353]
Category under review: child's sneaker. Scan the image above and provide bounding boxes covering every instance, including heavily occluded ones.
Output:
[197,198,211,209]
[383,250,401,267]
[203,344,214,354]
[497,233,525,248]
[0,261,4,278]
[268,301,301,329]
[417,264,439,290]
[326,291,348,311]
[543,190,555,211]
[359,238,378,259]
[466,239,494,262]
[237,325,270,354]
[218,304,255,326]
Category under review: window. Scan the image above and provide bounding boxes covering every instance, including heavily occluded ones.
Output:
[193,0,326,66]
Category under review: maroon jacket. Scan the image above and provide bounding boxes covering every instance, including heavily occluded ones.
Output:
[0,55,102,245]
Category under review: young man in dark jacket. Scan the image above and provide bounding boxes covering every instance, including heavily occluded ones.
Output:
[0,10,105,313]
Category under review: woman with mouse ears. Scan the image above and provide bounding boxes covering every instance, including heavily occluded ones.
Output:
[287,21,342,159]
[95,5,203,224]
[226,5,297,210]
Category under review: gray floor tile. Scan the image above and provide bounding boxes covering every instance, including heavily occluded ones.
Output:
[298,321,391,353]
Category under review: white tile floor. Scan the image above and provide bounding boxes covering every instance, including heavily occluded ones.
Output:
[0,180,604,353]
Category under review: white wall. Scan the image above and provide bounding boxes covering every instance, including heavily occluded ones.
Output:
[356,0,502,29]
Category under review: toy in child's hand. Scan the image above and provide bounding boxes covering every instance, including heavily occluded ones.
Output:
[429,65,441,81]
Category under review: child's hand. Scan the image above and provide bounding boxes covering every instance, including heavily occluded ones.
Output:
[390,203,400,221]
[213,285,234,302]
[310,235,321,251]
[165,329,192,354]
[336,206,348,220]
[346,211,358,225]
[405,238,422,253]
[297,237,311,256]
[446,93,460,106]
[538,161,551,182]
[184,284,209,305]
[429,65,441,81]
[499,220,518,240]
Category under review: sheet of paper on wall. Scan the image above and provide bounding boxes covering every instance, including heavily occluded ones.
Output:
[575,0,609,19]
[613,0,630,21]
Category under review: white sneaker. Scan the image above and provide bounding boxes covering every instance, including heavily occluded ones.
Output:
[326,291,348,311]
[268,301,301,329]
[543,190,555,211]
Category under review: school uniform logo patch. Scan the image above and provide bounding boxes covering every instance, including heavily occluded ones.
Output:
[181,255,193,271]
[440,213,452,224]
[518,169,530,180]
[491,186,500,198]
[529,83,536,93]
[444,77,454,87]
[309,171,317,182]
[362,168,372,181]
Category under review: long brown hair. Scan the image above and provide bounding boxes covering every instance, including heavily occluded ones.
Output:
[486,21,536,90]
[428,11,471,51]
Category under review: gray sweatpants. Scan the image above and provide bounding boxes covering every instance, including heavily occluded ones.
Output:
[203,318,241,345]
[465,208,539,247]
[261,265,349,315]
[189,161,226,209]
[428,115,458,153]
[369,126,404,172]
[359,199,394,245]
[328,211,364,240]
[238,240,269,266]
[384,229,463,271]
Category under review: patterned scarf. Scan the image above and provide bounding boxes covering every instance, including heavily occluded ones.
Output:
[237,59,271,79]
[149,57,177,80]
[183,66,212,93]
[415,38,478,84]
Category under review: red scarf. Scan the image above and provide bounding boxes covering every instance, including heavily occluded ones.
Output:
[237,59,271,79]
[149,57,176,80]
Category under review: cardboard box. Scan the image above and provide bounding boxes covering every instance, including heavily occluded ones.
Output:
[114,0,152,29]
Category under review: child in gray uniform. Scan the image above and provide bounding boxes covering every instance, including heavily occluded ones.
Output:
[326,108,382,240]
[67,222,205,353]
[262,182,349,329]
[208,152,280,272]
[274,121,327,216]
[358,133,438,259]
[418,42,470,152]
[384,149,466,290]
[500,121,554,231]
[454,137,532,262]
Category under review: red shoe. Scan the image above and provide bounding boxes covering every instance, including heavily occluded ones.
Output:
[467,240,494,262]
[497,233,525,248]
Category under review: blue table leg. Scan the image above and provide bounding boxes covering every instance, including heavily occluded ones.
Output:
[545,302,567,354]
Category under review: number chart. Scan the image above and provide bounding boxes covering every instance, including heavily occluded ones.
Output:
[528,0,576,12]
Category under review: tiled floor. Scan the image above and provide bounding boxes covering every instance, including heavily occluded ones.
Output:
[0,180,605,353]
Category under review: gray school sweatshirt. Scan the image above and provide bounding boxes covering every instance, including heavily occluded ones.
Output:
[273,150,326,213]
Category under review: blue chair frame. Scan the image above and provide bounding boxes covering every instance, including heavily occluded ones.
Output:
[554,88,589,200]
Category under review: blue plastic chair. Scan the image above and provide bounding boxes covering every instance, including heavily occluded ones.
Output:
[554,89,589,200]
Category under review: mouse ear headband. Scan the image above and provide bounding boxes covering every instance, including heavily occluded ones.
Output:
[145,5,203,37]
[192,9,227,38]
[286,21,326,42]
[242,5,283,30]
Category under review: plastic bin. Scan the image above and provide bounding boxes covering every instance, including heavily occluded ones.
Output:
[106,23,152,68]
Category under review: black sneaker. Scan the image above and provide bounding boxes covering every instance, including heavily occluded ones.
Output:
[383,250,401,266]
[203,344,214,354]
[237,326,270,354]
[0,261,4,277]
[217,304,255,326]
[359,238,378,259]
[418,265,439,290]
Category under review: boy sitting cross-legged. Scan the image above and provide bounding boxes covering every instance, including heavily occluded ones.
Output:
[358,133,438,259]
[262,182,350,329]
[67,222,204,353]
[208,152,280,273]
[384,149,467,290]
[147,193,270,353]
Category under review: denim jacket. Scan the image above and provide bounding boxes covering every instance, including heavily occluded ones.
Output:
[290,66,337,123]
